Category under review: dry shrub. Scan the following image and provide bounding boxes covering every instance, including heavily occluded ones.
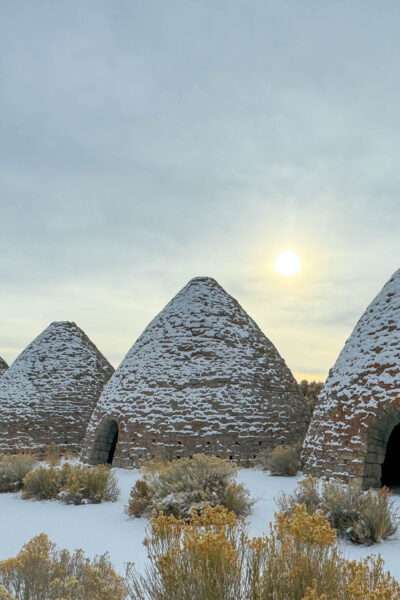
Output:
[279,477,398,545]
[44,443,61,467]
[60,464,119,505]
[127,506,244,600]
[22,466,62,500]
[278,476,322,515]
[127,504,400,600]
[0,533,127,600]
[1,507,399,599]
[345,487,398,545]
[223,481,252,517]
[0,586,13,600]
[128,454,252,519]
[22,464,119,504]
[128,479,154,518]
[299,380,324,416]
[260,445,300,476]
[0,455,36,493]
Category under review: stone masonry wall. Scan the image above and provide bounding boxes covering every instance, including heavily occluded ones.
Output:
[0,322,114,455]
[82,277,308,467]
[303,269,400,487]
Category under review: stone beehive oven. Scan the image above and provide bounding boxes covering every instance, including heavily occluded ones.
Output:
[0,321,114,455]
[303,269,400,488]
[82,277,308,467]
[0,357,8,377]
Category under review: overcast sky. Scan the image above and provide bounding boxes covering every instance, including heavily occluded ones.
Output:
[1,1,399,380]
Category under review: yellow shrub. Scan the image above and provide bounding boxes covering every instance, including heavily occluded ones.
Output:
[0,534,127,600]
[127,506,244,600]
[1,507,400,599]
[279,477,398,545]
[276,503,336,546]
[128,504,400,600]
[0,586,13,600]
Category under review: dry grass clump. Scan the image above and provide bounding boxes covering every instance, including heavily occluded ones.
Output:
[128,454,252,519]
[127,504,400,600]
[348,488,398,545]
[44,443,61,467]
[0,455,36,493]
[129,479,154,517]
[21,466,61,500]
[0,534,127,600]
[127,506,244,599]
[22,464,119,505]
[260,445,300,476]
[60,464,120,505]
[279,477,398,545]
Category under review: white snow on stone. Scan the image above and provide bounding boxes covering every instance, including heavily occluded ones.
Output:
[84,277,307,460]
[303,269,400,474]
[0,322,114,452]
[322,268,399,409]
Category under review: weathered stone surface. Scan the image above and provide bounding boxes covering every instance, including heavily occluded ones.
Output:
[0,322,114,455]
[0,357,8,377]
[303,269,400,487]
[82,277,308,467]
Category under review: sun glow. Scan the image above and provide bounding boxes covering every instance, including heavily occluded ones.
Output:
[275,250,301,277]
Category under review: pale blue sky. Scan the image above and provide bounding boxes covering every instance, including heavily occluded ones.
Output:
[1,1,399,379]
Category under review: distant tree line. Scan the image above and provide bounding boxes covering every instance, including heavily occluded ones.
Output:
[299,380,324,416]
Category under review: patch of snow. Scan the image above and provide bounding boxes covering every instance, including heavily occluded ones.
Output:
[0,468,146,574]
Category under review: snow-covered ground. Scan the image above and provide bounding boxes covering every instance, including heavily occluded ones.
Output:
[0,468,400,579]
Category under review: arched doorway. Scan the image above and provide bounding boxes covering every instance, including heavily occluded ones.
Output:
[381,423,400,488]
[363,409,400,489]
[90,419,119,465]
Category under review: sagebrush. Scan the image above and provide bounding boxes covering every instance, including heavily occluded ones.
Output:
[22,464,119,505]
[128,504,400,600]
[1,504,400,599]
[128,454,252,519]
[278,476,398,545]
[0,534,126,600]
[59,464,120,505]
[259,445,300,476]
[0,455,36,493]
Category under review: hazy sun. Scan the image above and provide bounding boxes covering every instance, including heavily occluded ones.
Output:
[275,250,301,277]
